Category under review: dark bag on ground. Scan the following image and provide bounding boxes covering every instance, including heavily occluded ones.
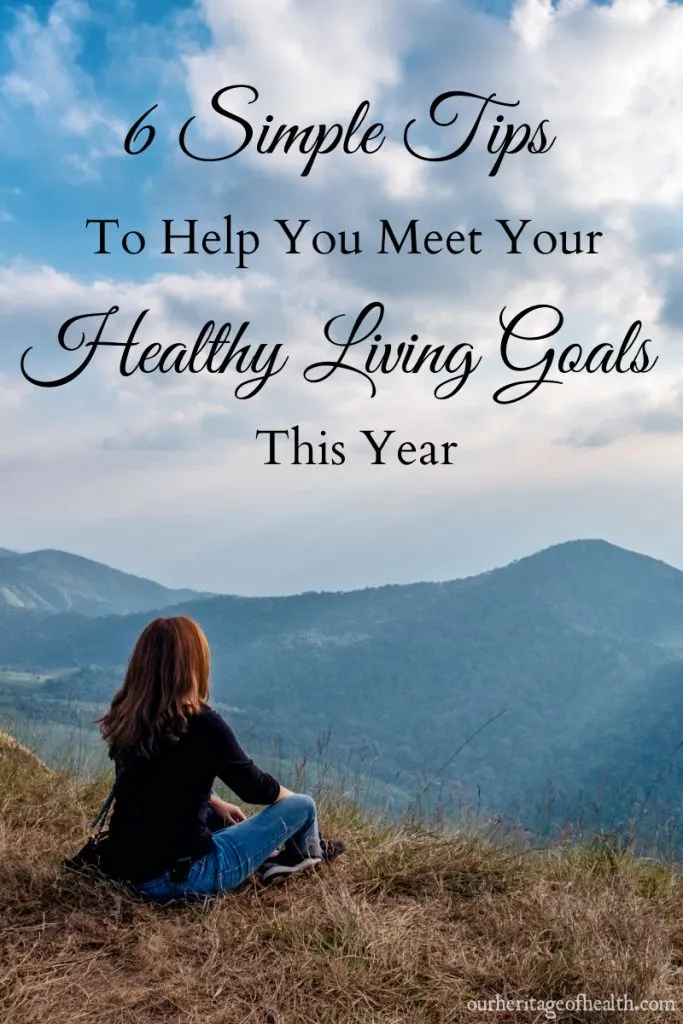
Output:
[63,832,114,874]
[64,774,225,884]
[63,775,118,876]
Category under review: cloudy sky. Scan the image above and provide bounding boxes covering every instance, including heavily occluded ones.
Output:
[0,0,682,595]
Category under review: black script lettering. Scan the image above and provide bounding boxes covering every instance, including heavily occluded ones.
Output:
[21,307,124,387]
[179,85,385,176]
[494,306,658,404]
[20,307,287,398]
[304,302,480,399]
[494,304,564,404]
[404,91,555,176]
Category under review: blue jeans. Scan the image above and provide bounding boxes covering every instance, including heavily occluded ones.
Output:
[134,793,321,901]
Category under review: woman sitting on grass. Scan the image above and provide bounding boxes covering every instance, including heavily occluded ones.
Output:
[95,616,344,899]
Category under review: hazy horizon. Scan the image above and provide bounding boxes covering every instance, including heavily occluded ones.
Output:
[1,534,679,599]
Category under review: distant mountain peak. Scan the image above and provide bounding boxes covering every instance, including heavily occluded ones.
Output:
[527,538,632,557]
[510,538,678,573]
[0,546,214,617]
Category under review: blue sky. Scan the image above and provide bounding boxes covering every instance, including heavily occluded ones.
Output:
[1,0,683,594]
[0,0,199,273]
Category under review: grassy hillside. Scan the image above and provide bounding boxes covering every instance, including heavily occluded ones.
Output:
[1,732,682,1023]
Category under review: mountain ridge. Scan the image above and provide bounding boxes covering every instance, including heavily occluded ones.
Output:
[2,536,683,836]
[0,546,213,617]
[0,537,677,609]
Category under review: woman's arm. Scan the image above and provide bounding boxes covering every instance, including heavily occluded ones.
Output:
[202,709,283,805]
[209,790,247,824]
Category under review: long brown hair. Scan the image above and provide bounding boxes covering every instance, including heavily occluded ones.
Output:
[98,616,211,760]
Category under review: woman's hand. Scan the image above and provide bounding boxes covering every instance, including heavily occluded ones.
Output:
[210,793,247,826]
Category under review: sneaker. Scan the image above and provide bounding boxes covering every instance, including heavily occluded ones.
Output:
[260,848,321,882]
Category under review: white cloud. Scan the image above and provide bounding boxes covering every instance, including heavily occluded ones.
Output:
[0,0,126,179]
[0,372,25,409]
[188,0,401,117]
[509,0,683,208]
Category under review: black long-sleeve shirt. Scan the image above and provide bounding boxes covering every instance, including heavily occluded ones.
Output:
[104,707,281,884]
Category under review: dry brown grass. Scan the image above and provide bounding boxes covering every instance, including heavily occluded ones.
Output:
[1,731,683,1024]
